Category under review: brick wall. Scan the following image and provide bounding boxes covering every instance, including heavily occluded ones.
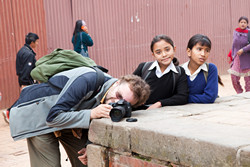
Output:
[87,144,180,167]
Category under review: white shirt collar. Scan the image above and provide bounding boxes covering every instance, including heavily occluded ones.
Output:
[182,61,208,81]
[149,60,178,78]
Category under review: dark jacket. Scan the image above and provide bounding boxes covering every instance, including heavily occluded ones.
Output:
[16,44,36,86]
[9,67,114,141]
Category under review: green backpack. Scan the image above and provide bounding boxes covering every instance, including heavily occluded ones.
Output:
[31,48,97,83]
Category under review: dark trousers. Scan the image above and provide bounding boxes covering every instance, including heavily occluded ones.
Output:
[27,130,87,167]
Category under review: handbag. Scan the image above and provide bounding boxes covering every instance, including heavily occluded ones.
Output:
[80,32,89,57]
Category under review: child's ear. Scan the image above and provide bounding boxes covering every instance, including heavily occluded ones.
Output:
[81,26,85,30]
[187,48,191,58]
[151,52,155,58]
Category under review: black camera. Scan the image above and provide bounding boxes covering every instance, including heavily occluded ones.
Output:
[109,99,132,122]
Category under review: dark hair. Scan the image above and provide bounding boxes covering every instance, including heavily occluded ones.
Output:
[73,20,84,44]
[150,34,174,52]
[187,34,223,86]
[238,16,249,24]
[25,32,39,45]
[150,35,179,66]
[187,34,211,50]
[218,76,224,86]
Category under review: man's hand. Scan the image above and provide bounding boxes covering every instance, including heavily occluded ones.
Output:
[90,104,112,119]
[237,49,243,56]
[78,148,87,165]
[147,102,162,110]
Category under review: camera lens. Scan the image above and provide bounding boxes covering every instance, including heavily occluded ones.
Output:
[110,106,126,122]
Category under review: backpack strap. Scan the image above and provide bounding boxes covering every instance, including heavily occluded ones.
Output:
[89,67,105,99]
[73,67,105,111]
[141,61,153,80]
[172,66,181,94]
[203,62,209,83]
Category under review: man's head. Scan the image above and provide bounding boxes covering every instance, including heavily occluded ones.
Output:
[25,32,39,49]
[105,74,150,108]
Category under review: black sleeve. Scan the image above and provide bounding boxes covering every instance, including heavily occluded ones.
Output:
[16,49,23,76]
[132,62,145,76]
[16,48,36,85]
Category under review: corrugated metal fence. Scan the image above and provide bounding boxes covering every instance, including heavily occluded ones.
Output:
[1,0,250,108]
[0,0,47,108]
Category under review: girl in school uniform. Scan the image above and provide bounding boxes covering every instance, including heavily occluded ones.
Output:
[133,34,189,109]
[182,34,223,103]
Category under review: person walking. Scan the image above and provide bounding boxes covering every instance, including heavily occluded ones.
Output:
[228,16,250,94]
[16,32,39,88]
[72,20,93,57]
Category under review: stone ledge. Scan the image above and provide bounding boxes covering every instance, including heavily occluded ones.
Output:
[89,92,250,166]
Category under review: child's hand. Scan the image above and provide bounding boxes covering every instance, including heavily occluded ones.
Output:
[147,102,162,110]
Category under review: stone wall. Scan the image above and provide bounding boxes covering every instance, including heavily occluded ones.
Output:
[88,92,250,167]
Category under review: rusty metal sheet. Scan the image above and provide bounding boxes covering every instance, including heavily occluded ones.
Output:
[1,0,250,109]
[43,0,73,53]
[0,0,17,108]
[0,0,47,108]
[72,0,157,77]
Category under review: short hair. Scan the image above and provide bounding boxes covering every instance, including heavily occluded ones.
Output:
[187,34,211,50]
[119,74,150,108]
[25,32,39,45]
[238,16,249,24]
